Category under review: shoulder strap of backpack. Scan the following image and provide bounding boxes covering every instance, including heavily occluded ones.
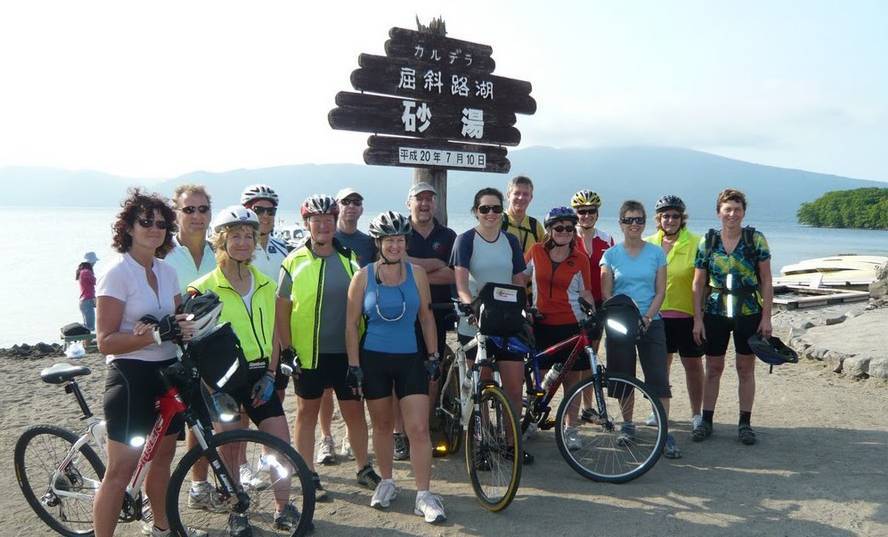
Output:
[704,228,719,263]
[528,216,541,241]
[742,226,760,283]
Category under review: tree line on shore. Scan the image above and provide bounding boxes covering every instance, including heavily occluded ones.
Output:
[797,187,888,229]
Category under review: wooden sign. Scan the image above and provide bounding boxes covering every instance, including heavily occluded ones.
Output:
[364,136,510,174]
[384,27,496,73]
[329,91,521,146]
[351,54,536,115]
[329,25,534,173]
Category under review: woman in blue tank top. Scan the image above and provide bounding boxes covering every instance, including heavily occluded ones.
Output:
[345,211,446,523]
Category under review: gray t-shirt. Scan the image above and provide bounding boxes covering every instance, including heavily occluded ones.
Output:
[335,229,376,267]
[277,252,350,354]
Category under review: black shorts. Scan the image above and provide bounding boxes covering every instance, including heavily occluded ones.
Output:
[104,358,185,445]
[703,313,762,357]
[457,333,525,362]
[533,323,590,371]
[663,317,704,358]
[226,366,286,425]
[360,349,429,400]
[293,353,360,401]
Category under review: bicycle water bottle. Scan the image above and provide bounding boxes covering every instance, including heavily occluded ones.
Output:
[541,363,563,391]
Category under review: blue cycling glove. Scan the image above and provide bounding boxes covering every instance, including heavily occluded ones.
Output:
[251,372,275,405]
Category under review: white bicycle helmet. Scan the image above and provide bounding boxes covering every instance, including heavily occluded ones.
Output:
[368,211,412,238]
[241,184,279,207]
[211,205,260,234]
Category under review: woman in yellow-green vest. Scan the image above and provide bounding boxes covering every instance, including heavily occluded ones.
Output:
[275,195,381,504]
[188,205,301,533]
[645,195,702,458]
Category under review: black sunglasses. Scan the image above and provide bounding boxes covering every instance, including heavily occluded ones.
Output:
[576,208,598,216]
[180,205,210,214]
[340,198,363,207]
[551,225,576,233]
[252,206,277,216]
[620,216,645,225]
[137,218,169,230]
[477,205,504,214]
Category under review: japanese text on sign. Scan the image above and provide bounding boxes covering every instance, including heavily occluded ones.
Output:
[399,67,493,100]
[398,147,486,169]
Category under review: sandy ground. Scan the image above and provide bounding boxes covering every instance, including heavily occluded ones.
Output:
[2,331,887,537]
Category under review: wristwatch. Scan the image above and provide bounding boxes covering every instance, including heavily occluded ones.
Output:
[427,352,440,360]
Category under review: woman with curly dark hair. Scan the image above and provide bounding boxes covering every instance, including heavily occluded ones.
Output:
[93,189,200,537]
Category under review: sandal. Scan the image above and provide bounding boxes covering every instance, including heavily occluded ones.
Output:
[738,424,757,445]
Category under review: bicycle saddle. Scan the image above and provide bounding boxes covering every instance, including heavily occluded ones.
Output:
[40,363,91,384]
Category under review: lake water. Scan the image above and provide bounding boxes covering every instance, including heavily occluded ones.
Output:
[2,206,886,347]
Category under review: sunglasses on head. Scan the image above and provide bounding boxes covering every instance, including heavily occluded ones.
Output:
[576,208,598,216]
[620,216,645,225]
[551,224,576,233]
[477,204,503,214]
[137,218,169,230]
[180,205,210,214]
[252,206,277,216]
[340,198,363,207]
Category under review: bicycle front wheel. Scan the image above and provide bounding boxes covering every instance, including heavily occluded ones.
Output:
[554,373,666,483]
[14,425,105,537]
[465,384,522,512]
[167,429,315,537]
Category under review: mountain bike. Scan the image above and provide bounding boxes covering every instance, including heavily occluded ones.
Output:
[510,294,667,483]
[14,353,315,537]
[432,284,524,513]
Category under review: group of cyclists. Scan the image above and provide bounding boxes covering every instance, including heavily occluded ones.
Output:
[91,176,772,536]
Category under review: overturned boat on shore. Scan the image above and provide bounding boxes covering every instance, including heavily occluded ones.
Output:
[774,255,888,289]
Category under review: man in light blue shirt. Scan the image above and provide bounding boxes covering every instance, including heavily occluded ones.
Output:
[165,184,215,294]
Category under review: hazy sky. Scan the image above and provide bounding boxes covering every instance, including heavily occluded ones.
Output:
[1,0,886,181]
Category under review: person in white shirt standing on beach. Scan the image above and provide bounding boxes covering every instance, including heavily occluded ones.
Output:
[165,184,215,294]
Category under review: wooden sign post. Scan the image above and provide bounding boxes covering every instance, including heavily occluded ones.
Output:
[329,20,535,225]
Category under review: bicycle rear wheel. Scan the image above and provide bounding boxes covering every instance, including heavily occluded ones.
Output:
[465,384,522,512]
[167,429,315,537]
[14,425,105,537]
[554,373,666,483]
[436,358,463,455]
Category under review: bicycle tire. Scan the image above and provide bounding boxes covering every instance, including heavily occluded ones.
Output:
[554,373,666,483]
[439,363,463,454]
[465,384,522,512]
[14,425,105,537]
[167,429,315,537]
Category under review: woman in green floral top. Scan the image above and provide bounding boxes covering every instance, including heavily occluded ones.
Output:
[691,188,773,446]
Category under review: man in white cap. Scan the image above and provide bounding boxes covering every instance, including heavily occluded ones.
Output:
[334,187,376,268]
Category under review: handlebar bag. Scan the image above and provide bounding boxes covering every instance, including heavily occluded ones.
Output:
[186,322,250,395]
[472,283,527,337]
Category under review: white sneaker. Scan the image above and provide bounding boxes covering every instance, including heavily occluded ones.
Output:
[414,490,446,523]
[240,461,269,491]
[340,434,354,460]
[370,479,398,509]
[142,522,208,537]
[187,482,227,513]
[316,435,336,465]
[691,414,703,431]
[644,412,658,426]
[564,426,582,451]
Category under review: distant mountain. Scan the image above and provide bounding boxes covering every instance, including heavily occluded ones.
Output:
[2,147,881,221]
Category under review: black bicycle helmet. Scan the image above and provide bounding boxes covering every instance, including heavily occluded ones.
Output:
[544,206,578,228]
[747,334,798,367]
[368,211,412,238]
[181,290,224,342]
[655,195,686,213]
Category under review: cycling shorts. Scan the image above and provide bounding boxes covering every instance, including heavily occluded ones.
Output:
[226,368,286,425]
[703,313,762,357]
[360,349,429,400]
[663,317,704,358]
[104,358,185,445]
[293,353,360,401]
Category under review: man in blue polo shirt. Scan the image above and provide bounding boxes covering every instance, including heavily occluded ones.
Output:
[391,181,457,460]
